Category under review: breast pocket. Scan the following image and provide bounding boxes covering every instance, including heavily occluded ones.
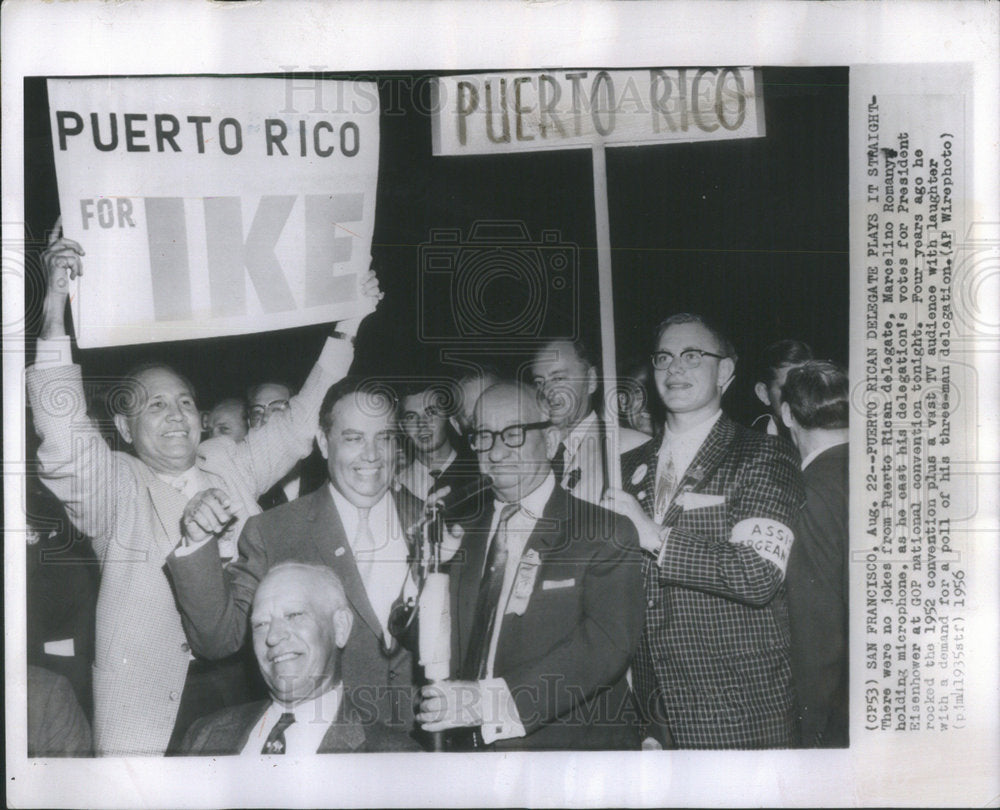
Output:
[673,502,730,539]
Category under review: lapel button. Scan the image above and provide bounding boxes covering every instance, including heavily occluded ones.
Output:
[335,547,346,557]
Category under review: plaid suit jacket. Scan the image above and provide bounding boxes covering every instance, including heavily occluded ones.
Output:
[620,414,804,748]
[26,339,350,756]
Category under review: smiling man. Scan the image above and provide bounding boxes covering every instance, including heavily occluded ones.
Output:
[604,313,805,749]
[166,376,424,737]
[27,236,378,756]
[416,382,644,750]
[179,563,419,755]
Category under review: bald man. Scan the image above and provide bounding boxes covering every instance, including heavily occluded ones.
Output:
[417,382,644,750]
[179,563,419,755]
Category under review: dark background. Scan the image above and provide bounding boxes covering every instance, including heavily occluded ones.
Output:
[24,67,848,426]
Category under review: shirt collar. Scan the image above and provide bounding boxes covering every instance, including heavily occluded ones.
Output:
[154,464,199,486]
[563,411,598,458]
[494,471,556,521]
[275,681,343,719]
[327,482,390,519]
[800,437,848,470]
[661,409,722,451]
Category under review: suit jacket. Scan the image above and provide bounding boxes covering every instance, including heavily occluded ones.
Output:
[178,691,422,755]
[26,339,350,755]
[449,486,645,750]
[257,445,328,511]
[166,485,424,729]
[786,442,848,747]
[556,413,649,506]
[402,443,490,524]
[621,415,805,748]
[27,665,92,757]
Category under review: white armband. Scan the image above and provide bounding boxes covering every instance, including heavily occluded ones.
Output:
[729,518,794,574]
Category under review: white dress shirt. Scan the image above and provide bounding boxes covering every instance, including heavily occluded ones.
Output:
[656,410,722,513]
[800,437,848,471]
[476,472,557,744]
[327,484,410,641]
[241,684,342,756]
[397,449,457,501]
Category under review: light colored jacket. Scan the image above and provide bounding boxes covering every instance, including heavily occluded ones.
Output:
[26,339,349,755]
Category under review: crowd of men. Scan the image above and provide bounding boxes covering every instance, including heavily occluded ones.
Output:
[25,235,849,756]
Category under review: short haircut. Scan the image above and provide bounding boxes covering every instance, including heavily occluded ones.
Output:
[108,362,197,417]
[533,338,598,371]
[654,313,737,363]
[255,562,347,614]
[756,339,814,384]
[781,360,849,430]
[319,375,398,432]
[476,379,545,427]
[246,380,294,404]
[210,398,248,420]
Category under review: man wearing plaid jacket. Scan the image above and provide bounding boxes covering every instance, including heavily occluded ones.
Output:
[604,314,804,748]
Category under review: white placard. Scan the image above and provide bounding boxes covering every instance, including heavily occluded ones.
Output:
[47,77,380,347]
[431,68,764,156]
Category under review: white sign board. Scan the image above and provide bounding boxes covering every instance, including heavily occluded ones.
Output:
[47,77,380,347]
[431,68,764,156]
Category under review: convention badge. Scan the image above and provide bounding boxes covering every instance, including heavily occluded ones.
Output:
[631,464,648,486]
[506,549,541,616]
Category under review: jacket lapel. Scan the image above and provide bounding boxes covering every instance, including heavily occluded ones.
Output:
[204,701,268,755]
[144,473,192,558]
[454,505,494,664]
[307,488,384,640]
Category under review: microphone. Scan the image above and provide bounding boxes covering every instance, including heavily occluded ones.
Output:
[429,474,493,511]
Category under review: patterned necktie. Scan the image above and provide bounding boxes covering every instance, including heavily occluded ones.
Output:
[551,442,567,481]
[354,507,377,580]
[261,711,295,754]
[461,503,520,680]
[653,450,677,522]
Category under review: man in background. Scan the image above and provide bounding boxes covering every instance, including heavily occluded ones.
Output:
[205,398,249,442]
[751,339,813,439]
[530,338,646,506]
[780,360,849,747]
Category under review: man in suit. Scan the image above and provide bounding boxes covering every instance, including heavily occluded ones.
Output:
[530,339,647,505]
[780,360,849,747]
[250,381,328,510]
[27,234,376,755]
[166,376,423,733]
[180,563,420,755]
[417,382,645,750]
[604,313,804,748]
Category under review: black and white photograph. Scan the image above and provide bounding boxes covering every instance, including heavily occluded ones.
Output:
[3,1,997,807]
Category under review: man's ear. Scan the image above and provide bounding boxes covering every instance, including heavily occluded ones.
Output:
[718,358,737,395]
[586,364,598,396]
[754,381,770,407]
[113,413,133,444]
[332,606,353,648]
[449,416,462,436]
[316,428,330,459]
[780,401,795,430]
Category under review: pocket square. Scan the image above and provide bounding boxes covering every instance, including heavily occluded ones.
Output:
[542,578,575,590]
[678,492,726,510]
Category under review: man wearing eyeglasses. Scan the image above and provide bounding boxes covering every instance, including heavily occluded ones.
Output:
[603,313,804,749]
[417,381,645,750]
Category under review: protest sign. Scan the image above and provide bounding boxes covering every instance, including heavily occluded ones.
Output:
[47,76,380,347]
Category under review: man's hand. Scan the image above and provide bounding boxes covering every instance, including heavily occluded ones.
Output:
[417,681,482,731]
[181,488,236,545]
[335,266,383,338]
[601,487,663,554]
[39,222,85,339]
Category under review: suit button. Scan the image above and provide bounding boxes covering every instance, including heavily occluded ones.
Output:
[388,670,397,681]
[647,599,655,608]
[180,642,190,653]
[169,691,179,701]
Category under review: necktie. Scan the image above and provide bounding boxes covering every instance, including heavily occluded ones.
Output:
[428,468,443,499]
[653,450,677,522]
[354,507,377,580]
[461,503,520,680]
[261,711,295,754]
[551,442,567,481]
